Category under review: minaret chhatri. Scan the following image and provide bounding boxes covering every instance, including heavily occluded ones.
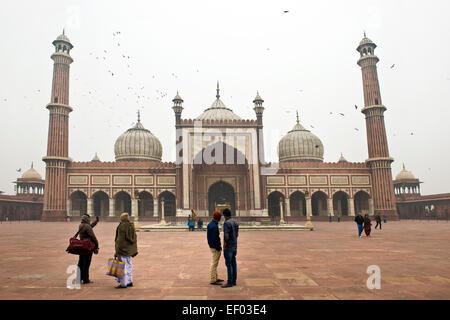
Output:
[357,33,397,218]
[41,30,74,221]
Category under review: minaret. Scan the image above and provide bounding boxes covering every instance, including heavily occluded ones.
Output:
[172,91,184,125]
[357,33,397,218]
[41,31,74,221]
[253,91,264,126]
[172,91,184,215]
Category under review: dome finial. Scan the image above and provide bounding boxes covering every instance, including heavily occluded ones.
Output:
[216,81,220,99]
[137,110,141,123]
[364,30,366,38]
[31,162,33,169]
[63,28,65,35]
[296,110,299,124]
[403,163,405,170]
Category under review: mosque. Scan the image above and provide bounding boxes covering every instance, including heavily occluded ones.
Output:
[32,31,405,222]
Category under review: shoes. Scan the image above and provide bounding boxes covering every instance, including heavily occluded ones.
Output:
[127,282,133,287]
[232,283,236,286]
[217,279,224,282]
[210,281,222,285]
[221,283,233,288]
[115,285,127,289]
[82,280,93,284]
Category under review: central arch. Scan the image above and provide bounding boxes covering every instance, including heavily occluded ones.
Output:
[115,191,131,216]
[208,181,236,215]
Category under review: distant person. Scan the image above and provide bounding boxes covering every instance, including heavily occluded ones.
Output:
[375,215,382,230]
[354,213,364,238]
[337,216,341,223]
[191,209,198,228]
[207,211,224,285]
[364,214,372,237]
[383,215,387,223]
[197,218,204,231]
[328,213,332,222]
[77,214,99,284]
[114,213,138,289]
[187,216,194,231]
[221,208,239,288]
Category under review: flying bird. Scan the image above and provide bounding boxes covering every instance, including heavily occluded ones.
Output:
[283,10,289,13]
[310,125,315,128]
[354,128,359,131]
[339,113,345,116]
[390,64,395,69]
[355,105,358,110]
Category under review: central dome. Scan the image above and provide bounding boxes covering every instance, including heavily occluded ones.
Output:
[114,113,162,161]
[196,82,241,121]
[278,114,324,162]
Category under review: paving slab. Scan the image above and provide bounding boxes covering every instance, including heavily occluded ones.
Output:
[0,220,449,299]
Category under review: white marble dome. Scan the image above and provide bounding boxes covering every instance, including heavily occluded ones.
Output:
[395,164,416,181]
[21,165,42,180]
[196,83,241,121]
[278,118,324,162]
[114,116,162,162]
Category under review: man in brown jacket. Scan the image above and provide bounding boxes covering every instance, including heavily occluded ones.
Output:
[114,213,138,288]
[78,214,99,284]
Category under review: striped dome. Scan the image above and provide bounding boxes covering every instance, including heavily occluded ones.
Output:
[114,117,162,162]
[278,118,324,162]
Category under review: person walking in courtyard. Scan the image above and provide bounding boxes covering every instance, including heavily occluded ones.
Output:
[354,213,364,238]
[221,208,239,288]
[77,214,99,284]
[114,213,138,289]
[207,211,224,285]
[375,214,382,230]
[364,214,372,237]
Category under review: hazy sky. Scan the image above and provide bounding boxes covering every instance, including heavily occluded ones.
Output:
[0,0,449,195]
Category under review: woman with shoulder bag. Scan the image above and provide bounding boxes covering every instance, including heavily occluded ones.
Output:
[77,214,99,284]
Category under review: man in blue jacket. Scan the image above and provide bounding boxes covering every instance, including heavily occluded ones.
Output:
[221,208,239,288]
[207,211,224,285]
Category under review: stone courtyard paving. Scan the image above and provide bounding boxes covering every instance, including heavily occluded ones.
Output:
[0,220,449,300]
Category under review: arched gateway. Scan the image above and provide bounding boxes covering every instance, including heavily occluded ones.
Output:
[208,181,236,215]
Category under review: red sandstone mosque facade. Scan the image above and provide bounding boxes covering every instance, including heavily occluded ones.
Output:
[2,33,448,222]
[33,31,404,222]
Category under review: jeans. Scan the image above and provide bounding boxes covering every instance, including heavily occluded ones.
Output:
[357,224,364,237]
[224,247,237,285]
[78,253,93,283]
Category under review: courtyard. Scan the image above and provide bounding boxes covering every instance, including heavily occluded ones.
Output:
[0,220,449,300]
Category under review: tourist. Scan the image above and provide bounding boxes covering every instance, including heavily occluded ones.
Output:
[187,215,194,231]
[364,214,372,237]
[221,208,239,288]
[375,214,382,230]
[354,213,364,238]
[197,218,204,231]
[328,212,332,222]
[114,212,138,289]
[383,215,387,223]
[191,209,198,228]
[207,211,224,285]
[77,214,99,284]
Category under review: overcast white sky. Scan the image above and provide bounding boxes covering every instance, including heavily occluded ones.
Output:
[0,0,449,195]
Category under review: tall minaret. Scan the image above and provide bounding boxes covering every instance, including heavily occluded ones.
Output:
[41,31,74,221]
[357,33,397,218]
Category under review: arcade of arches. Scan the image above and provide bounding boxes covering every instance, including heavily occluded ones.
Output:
[267,190,373,218]
[67,190,177,219]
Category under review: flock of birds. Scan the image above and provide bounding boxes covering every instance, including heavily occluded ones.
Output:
[1,11,427,162]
